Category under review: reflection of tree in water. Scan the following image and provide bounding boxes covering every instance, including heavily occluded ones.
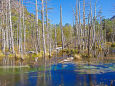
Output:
[20,68,24,86]
[0,63,115,86]
[36,60,52,86]
[88,63,93,86]
[0,72,24,86]
[83,76,87,86]
[88,74,93,86]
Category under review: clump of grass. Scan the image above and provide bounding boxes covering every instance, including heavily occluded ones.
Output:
[81,53,92,58]
[106,42,112,46]
[111,43,115,47]
[0,51,5,61]
[96,45,102,51]
[74,54,82,60]
[57,48,78,56]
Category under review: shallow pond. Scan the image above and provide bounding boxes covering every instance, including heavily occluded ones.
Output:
[0,62,115,86]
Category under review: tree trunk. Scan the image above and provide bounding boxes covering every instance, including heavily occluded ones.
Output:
[60,5,64,51]
[88,14,91,57]
[19,0,23,59]
[5,0,9,49]
[83,0,86,49]
[35,0,39,54]
[42,0,46,61]
[54,25,57,49]
[75,0,78,49]
[78,0,82,50]
[45,0,49,50]
[22,0,26,53]
[1,0,5,54]
[93,1,97,45]
[8,0,14,53]
[90,0,93,50]
[17,23,19,47]
[49,25,51,58]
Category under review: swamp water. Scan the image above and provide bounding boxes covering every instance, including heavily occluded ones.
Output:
[0,62,115,86]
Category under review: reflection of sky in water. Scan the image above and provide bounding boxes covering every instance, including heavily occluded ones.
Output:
[50,63,115,86]
[0,63,115,86]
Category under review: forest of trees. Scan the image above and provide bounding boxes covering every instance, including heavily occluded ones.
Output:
[0,0,115,65]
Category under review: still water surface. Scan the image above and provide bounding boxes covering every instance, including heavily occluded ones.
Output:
[0,63,115,86]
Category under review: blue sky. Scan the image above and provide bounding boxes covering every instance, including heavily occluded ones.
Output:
[24,0,115,25]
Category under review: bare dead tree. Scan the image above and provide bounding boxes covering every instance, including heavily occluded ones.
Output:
[17,23,19,47]
[75,0,78,49]
[8,0,15,53]
[19,0,23,58]
[22,0,26,53]
[54,25,57,49]
[5,0,9,49]
[78,0,82,50]
[35,0,39,54]
[88,14,91,57]
[93,0,97,45]
[45,0,49,50]
[49,24,51,58]
[89,0,94,51]
[1,0,5,54]
[60,5,64,51]
[83,0,86,49]
[92,0,97,57]
[42,0,46,60]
